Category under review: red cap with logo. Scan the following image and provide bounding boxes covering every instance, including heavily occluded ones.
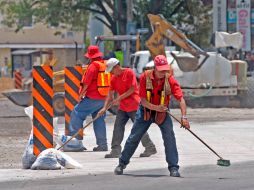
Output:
[84,45,103,59]
[154,55,170,71]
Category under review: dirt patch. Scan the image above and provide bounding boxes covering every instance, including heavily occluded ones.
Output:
[0,117,30,169]
[0,78,14,98]
[0,98,253,169]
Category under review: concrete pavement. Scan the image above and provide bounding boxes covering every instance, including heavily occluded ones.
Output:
[1,161,254,190]
[0,115,253,183]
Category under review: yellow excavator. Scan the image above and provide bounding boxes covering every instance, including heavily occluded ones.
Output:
[143,14,254,108]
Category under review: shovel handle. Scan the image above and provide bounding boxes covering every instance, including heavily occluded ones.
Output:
[167,111,223,160]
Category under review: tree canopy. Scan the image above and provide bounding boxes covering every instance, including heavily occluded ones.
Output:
[0,0,212,47]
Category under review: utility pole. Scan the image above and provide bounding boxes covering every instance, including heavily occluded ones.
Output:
[125,0,133,67]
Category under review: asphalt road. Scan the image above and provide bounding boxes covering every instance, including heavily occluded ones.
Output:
[1,161,254,190]
[0,98,254,190]
[1,97,253,169]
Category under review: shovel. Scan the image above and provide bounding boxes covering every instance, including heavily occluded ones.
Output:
[167,111,230,167]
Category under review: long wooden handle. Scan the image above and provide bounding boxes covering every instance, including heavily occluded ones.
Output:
[167,111,223,159]
[57,103,112,150]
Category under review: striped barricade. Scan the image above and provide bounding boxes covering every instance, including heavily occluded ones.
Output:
[14,70,23,89]
[32,66,53,156]
[64,66,83,140]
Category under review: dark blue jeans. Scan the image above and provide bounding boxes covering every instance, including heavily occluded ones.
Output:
[69,97,107,147]
[119,105,179,170]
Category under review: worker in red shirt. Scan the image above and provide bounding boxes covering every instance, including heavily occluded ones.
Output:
[114,55,190,177]
[98,58,157,158]
[69,45,109,151]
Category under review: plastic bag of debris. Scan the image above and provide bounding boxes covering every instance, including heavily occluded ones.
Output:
[55,135,86,152]
[56,151,83,169]
[31,148,61,170]
[31,148,82,170]
[21,130,37,169]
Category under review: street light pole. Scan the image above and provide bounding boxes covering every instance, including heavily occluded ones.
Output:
[73,40,78,64]
[125,0,133,67]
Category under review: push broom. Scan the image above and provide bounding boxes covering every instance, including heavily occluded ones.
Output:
[167,111,230,167]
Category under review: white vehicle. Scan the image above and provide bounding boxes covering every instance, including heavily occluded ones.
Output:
[131,50,178,79]
[132,14,254,108]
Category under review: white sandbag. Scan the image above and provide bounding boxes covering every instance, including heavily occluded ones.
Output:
[56,151,82,169]
[56,135,86,152]
[21,130,36,169]
[31,148,61,170]
[24,106,33,120]
[22,106,36,169]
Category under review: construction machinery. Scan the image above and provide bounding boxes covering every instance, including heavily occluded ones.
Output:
[2,49,119,116]
[3,35,143,115]
[138,14,254,108]
[2,50,68,116]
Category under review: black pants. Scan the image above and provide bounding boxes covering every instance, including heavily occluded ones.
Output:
[110,109,155,153]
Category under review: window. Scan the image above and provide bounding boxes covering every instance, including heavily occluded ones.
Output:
[18,16,33,27]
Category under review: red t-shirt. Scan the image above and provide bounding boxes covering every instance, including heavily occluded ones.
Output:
[81,59,106,100]
[139,71,183,102]
[110,68,140,112]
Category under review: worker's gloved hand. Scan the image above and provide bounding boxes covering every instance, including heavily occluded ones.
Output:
[181,116,190,129]
[155,105,168,112]
[97,107,107,117]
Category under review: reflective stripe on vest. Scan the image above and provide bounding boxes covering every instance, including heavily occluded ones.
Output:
[144,70,171,125]
[95,61,111,96]
[145,70,171,106]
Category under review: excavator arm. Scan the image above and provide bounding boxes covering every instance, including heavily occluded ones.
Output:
[145,14,209,71]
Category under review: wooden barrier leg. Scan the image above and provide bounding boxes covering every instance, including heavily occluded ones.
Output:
[14,70,22,89]
[64,66,83,140]
[32,66,53,156]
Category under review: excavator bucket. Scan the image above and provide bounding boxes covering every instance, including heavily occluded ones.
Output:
[170,52,200,72]
[2,89,32,107]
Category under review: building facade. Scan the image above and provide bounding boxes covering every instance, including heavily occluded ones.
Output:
[213,0,254,52]
[0,22,84,78]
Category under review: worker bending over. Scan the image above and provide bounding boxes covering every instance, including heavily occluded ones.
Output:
[114,55,190,177]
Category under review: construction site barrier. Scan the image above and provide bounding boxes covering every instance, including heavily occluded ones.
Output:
[64,66,84,140]
[32,66,53,156]
[14,70,23,89]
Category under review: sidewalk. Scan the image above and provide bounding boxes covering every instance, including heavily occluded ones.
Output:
[0,116,253,182]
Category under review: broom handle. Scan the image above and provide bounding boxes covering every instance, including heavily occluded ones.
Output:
[57,103,113,150]
[167,111,223,159]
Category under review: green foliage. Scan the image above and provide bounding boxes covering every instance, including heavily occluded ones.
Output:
[0,0,89,32]
[84,37,91,52]
[0,0,212,48]
[104,41,114,55]
[0,0,34,31]
[134,0,213,48]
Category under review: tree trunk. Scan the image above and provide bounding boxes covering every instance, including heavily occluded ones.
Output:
[149,0,166,14]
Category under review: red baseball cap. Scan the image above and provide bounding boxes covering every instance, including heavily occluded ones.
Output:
[84,45,103,59]
[154,55,170,71]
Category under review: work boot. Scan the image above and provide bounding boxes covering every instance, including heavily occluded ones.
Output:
[93,146,108,152]
[114,164,126,175]
[169,168,180,177]
[105,150,121,158]
[139,147,157,157]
